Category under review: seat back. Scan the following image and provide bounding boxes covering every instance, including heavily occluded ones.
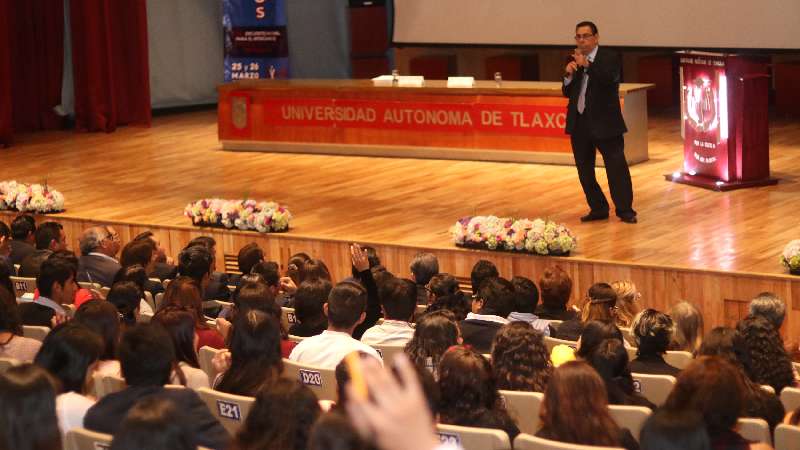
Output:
[608,405,652,441]
[281,307,297,331]
[0,357,20,373]
[282,358,338,401]
[780,386,800,413]
[288,334,305,343]
[663,351,693,369]
[619,327,636,347]
[22,325,50,342]
[499,390,544,435]
[10,276,36,298]
[196,387,255,435]
[625,346,638,362]
[64,427,113,450]
[198,346,224,385]
[143,291,156,311]
[435,423,511,450]
[370,343,406,362]
[513,433,624,450]
[760,384,776,394]
[154,292,165,311]
[736,417,771,444]
[774,423,800,450]
[543,336,577,353]
[78,281,101,291]
[630,373,676,406]
[93,373,126,399]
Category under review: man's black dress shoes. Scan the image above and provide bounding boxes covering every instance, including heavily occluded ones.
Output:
[580,212,609,222]
[619,215,638,224]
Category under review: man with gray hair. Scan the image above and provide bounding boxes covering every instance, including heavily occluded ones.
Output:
[77,225,122,288]
[748,292,786,330]
[409,252,439,305]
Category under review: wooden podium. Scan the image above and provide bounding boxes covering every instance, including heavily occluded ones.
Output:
[666,51,777,191]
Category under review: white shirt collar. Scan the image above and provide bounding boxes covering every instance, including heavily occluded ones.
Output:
[465,312,510,325]
[587,45,599,63]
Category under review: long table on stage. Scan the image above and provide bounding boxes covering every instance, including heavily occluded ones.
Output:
[218,79,654,165]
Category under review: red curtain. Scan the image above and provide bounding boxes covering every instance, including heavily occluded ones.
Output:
[70,0,151,132]
[0,0,12,147]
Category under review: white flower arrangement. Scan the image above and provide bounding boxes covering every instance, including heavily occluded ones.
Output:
[0,180,65,213]
[450,216,577,255]
[781,239,800,273]
[184,199,292,232]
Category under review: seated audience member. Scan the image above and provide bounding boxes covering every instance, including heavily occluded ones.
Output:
[107,281,143,326]
[83,323,229,450]
[611,280,641,329]
[662,356,771,450]
[214,310,283,396]
[8,214,36,266]
[77,226,121,288]
[535,266,577,321]
[668,301,704,354]
[132,230,177,281]
[33,322,103,435]
[0,260,12,297]
[405,310,461,377]
[698,327,785,432]
[349,244,382,341]
[0,364,62,450]
[289,281,382,368]
[537,360,639,450]
[152,307,210,389]
[556,282,617,341]
[0,286,42,360]
[409,252,439,305]
[73,300,122,376]
[285,252,311,286]
[422,279,471,321]
[437,347,520,440]
[361,277,417,346]
[119,240,164,296]
[308,413,368,450]
[736,314,796,394]
[18,256,77,327]
[629,309,681,376]
[230,378,321,450]
[233,242,264,287]
[180,239,230,301]
[459,277,515,354]
[470,259,499,294]
[289,278,331,337]
[588,338,655,409]
[18,221,67,277]
[748,292,786,332]
[574,320,624,360]
[639,409,710,450]
[112,264,156,315]
[161,276,225,349]
[0,223,11,276]
[109,397,195,450]
[491,322,552,392]
[508,275,551,336]
[251,260,293,306]
[299,258,332,284]
[226,277,296,357]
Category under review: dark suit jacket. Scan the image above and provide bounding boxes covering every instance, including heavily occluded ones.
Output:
[18,302,55,327]
[534,305,579,322]
[562,46,627,140]
[77,254,121,288]
[84,385,230,450]
[17,249,52,278]
[203,272,231,301]
[8,240,34,266]
[630,354,681,377]
[149,261,178,281]
[459,319,504,354]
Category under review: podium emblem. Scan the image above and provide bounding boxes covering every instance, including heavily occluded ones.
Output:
[232,96,249,130]
[684,77,718,133]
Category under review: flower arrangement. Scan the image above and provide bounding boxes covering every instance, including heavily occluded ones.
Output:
[0,180,65,213]
[184,199,291,233]
[781,240,800,274]
[450,216,577,255]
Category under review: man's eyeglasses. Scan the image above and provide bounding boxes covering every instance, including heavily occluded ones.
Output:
[574,33,595,41]
[104,230,120,242]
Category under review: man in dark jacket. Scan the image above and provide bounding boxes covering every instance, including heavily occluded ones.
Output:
[459,277,515,354]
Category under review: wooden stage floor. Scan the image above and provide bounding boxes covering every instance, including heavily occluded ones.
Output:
[1,109,798,276]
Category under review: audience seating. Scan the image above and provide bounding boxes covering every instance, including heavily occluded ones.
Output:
[12,264,19,275]
[9,276,35,298]
[513,433,624,450]
[415,304,427,317]
[22,325,50,342]
[64,427,113,450]
[78,281,101,291]
[630,373,676,406]
[63,303,77,318]
[435,423,511,450]
[454,276,473,298]
[282,358,338,401]
[162,279,172,289]
[761,384,776,394]
[93,373,126,399]
[198,346,224,384]
[143,291,156,311]
[196,387,255,435]
[625,347,638,362]
[99,287,110,298]
[780,386,800,413]
[370,343,406,363]
[608,405,651,442]
[543,336,577,353]
[663,351,693,369]
[619,327,635,347]
[288,334,305,343]
[736,417,771,445]
[774,423,800,450]
[0,357,19,373]
[280,307,297,331]
[154,292,165,310]
[546,320,563,334]
[499,390,544,435]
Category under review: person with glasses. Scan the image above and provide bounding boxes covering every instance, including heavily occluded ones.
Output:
[77,225,122,288]
[563,21,637,224]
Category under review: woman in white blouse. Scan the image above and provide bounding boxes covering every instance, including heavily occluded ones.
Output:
[152,306,210,389]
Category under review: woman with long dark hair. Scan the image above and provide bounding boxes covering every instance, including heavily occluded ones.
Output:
[289,279,331,337]
[491,322,552,392]
[587,338,654,408]
[161,276,225,349]
[537,360,639,450]
[437,347,520,441]
[152,306,209,389]
[0,286,41,361]
[736,315,795,394]
[575,320,624,360]
[214,309,283,396]
[73,299,122,377]
[0,364,62,450]
[404,310,461,377]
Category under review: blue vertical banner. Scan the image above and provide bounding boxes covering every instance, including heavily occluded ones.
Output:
[223,0,290,81]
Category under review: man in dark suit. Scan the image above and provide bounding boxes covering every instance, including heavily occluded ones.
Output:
[8,214,36,266]
[18,221,67,278]
[459,277,515,354]
[563,21,637,224]
[84,323,230,449]
[77,226,121,288]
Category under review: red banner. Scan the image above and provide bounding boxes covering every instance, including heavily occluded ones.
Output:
[262,98,568,137]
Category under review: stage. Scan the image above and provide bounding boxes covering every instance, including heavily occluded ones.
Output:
[1,109,799,337]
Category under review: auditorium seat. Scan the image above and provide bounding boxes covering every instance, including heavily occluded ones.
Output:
[64,427,113,450]
[78,282,102,291]
[196,387,255,435]
[761,384,776,394]
[198,346,224,384]
[22,325,50,342]
[663,351,693,369]
[93,373,126,398]
[499,390,544,435]
[10,276,35,298]
[736,418,771,445]
[281,307,297,331]
[287,334,305,343]
[630,373,676,406]
[0,357,19,373]
[370,343,406,363]
[436,423,511,450]
[143,291,156,311]
[513,433,623,450]
[282,358,338,401]
[774,423,800,450]
[608,405,651,441]
[780,387,800,415]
